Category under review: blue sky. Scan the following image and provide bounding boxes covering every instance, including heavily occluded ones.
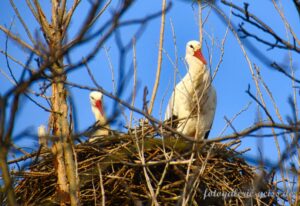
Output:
[0,0,299,176]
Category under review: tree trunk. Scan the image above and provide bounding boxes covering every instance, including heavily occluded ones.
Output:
[50,53,79,206]
[0,149,16,206]
[51,64,71,204]
[48,1,79,205]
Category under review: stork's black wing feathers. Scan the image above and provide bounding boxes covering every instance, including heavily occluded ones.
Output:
[204,130,210,139]
[165,115,178,128]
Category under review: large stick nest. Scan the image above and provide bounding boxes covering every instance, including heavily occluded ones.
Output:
[13,125,279,206]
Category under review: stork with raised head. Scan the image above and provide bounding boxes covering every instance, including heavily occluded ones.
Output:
[89,91,110,141]
[165,40,217,140]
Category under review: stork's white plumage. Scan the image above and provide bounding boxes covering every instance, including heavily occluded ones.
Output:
[38,124,48,147]
[89,91,110,141]
[165,40,217,139]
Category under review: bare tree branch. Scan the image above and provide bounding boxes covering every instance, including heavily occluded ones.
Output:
[148,0,167,114]
[221,0,300,52]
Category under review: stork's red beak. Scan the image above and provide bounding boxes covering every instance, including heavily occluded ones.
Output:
[95,100,104,116]
[194,49,207,65]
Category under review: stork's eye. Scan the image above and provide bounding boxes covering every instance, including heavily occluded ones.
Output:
[189,45,194,49]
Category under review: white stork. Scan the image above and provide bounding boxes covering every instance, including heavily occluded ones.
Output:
[38,124,48,147]
[89,91,110,141]
[165,40,217,140]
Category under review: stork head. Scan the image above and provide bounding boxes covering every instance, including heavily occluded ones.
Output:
[89,91,104,121]
[185,40,207,65]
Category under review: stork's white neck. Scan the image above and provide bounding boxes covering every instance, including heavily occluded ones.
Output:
[92,106,107,124]
[185,55,206,79]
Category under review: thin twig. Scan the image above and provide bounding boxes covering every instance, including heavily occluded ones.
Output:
[97,163,106,206]
[130,38,137,128]
[9,0,35,44]
[148,0,167,115]
[246,85,275,123]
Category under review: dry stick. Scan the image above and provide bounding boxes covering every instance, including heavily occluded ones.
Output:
[25,0,39,23]
[103,44,129,123]
[154,150,172,198]
[0,49,34,73]
[60,0,67,24]
[130,38,138,128]
[97,163,106,206]
[34,0,51,43]
[148,0,166,115]
[160,46,187,128]
[5,18,18,85]
[181,146,196,206]
[188,144,215,203]
[0,25,39,56]
[167,18,179,124]
[8,147,50,165]
[254,66,286,128]
[83,59,100,89]
[246,85,274,123]
[211,17,229,81]
[91,175,97,206]
[218,101,252,137]
[62,0,81,37]
[207,121,299,143]
[9,0,35,44]
[71,123,80,205]
[103,47,117,94]
[2,17,18,90]
[224,116,239,136]
[0,69,16,86]
[88,0,112,29]
[169,19,178,74]
[271,0,300,47]
[271,62,300,84]
[51,0,59,26]
[133,128,159,206]
[198,1,203,47]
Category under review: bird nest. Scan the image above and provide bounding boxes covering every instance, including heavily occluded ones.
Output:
[12,125,279,206]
